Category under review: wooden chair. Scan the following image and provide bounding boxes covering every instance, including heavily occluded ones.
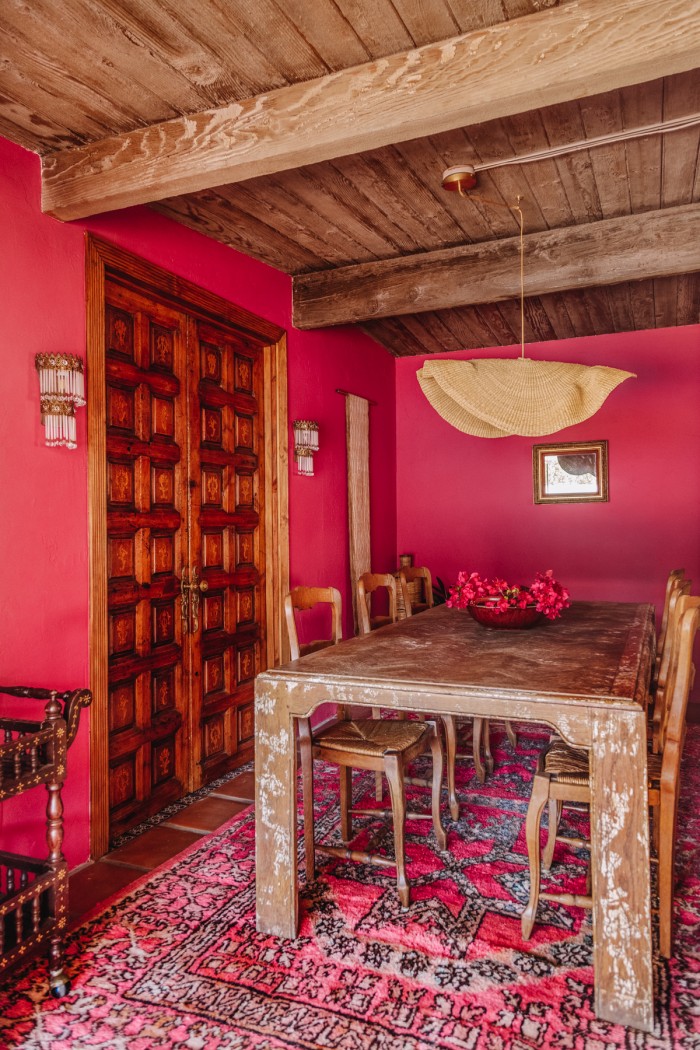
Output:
[657,569,687,665]
[521,594,700,957]
[285,587,448,909]
[285,585,343,660]
[457,717,497,785]
[651,596,700,957]
[357,572,402,633]
[474,717,518,775]
[399,566,434,615]
[298,716,447,909]
[651,573,691,750]
[356,572,459,820]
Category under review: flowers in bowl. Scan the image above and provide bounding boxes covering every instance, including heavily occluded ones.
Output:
[446,570,571,621]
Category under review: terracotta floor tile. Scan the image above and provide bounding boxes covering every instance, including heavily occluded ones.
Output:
[69,861,141,923]
[212,769,256,802]
[67,789,253,923]
[107,825,201,869]
[163,795,249,833]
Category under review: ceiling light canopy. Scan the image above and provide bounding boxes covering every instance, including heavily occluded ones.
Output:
[416,178,635,438]
[442,165,477,194]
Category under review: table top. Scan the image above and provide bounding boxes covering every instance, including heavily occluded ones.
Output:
[260,601,654,710]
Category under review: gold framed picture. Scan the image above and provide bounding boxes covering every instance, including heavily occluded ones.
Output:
[532,440,609,504]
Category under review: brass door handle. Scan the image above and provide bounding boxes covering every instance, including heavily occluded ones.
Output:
[180,568,208,633]
[180,573,190,633]
[189,566,207,633]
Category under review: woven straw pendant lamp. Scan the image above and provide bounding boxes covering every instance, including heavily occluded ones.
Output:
[417,357,634,438]
[417,178,635,438]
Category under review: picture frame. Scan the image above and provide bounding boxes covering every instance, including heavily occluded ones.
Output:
[532,439,608,504]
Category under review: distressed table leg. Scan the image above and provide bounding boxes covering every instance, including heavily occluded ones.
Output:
[589,709,654,1033]
[255,679,298,938]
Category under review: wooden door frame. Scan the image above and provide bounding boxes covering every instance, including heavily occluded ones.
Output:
[86,234,289,859]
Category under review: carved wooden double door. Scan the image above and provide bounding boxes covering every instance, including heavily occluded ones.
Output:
[104,277,265,839]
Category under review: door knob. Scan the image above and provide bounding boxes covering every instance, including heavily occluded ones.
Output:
[191,566,207,591]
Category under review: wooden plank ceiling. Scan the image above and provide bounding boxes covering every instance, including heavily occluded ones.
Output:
[2,0,699,356]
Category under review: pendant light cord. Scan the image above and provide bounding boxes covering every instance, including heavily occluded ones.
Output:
[513,196,525,360]
[456,186,526,360]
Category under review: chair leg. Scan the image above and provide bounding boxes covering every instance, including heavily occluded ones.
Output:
[372,706,383,801]
[384,754,410,909]
[505,720,518,749]
[543,798,562,870]
[483,718,494,774]
[651,797,660,854]
[441,715,459,821]
[339,765,352,844]
[429,729,447,850]
[298,718,316,882]
[521,772,550,940]
[657,789,678,958]
[472,717,487,783]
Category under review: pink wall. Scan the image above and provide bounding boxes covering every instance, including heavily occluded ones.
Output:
[286,327,396,643]
[1,140,91,865]
[396,330,700,618]
[0,136,395,865]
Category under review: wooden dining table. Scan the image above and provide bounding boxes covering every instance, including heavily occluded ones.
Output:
[254,601,656,1032]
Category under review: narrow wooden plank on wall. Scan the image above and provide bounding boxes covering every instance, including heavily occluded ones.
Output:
[346,394,372,632]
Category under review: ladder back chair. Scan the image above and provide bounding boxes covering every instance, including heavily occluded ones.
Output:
[285,584,347,720]
[358,571,404,800]
[298,716,447,909]
[285,585,343,661]
[651,595,700,954]
[357,572,402,634]
[356,572,459,820]
[657,569,687,665]
[652,573,691,751]
[521,593,700,957]
[399,566,434,615]
[284,587,448,910]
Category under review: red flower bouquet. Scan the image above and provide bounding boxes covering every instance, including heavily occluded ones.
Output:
[446,570,571,621]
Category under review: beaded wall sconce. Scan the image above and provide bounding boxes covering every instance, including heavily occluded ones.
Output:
[35,353,85,448]
[293,420,319,476]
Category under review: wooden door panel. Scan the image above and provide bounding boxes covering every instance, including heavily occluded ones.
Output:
[89,238,287,858]
[190,320,265,783]
[103,281,269,837]
[105,280,189,837]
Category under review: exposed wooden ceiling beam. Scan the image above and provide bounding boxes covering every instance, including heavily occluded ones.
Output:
[292,204,700,328]
[42,0,700,221]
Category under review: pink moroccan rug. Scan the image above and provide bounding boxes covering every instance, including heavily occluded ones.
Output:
[1,725,699,1049]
